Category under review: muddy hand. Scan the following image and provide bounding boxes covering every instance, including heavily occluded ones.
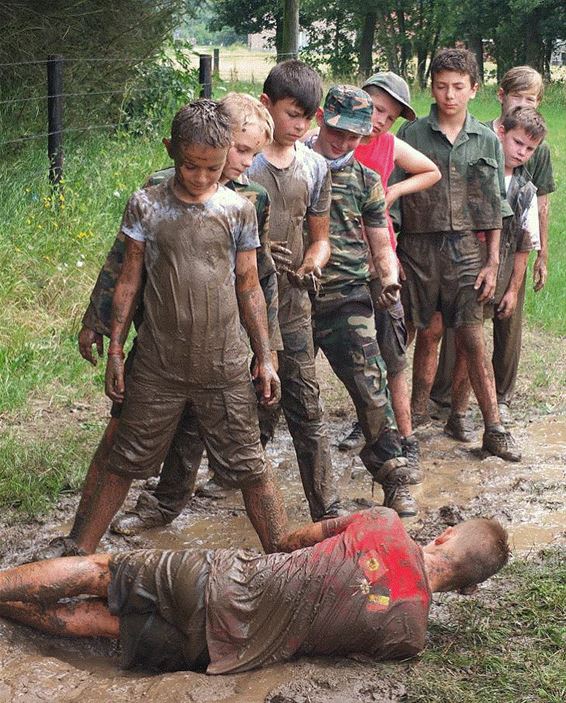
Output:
[271,243,294,275]
[474,262,497,303]
[375,282,401,310]
[287,262,322,294]
[253,360,281,406]
[105,350,125,402]
[533,254,547,292]
[78,325,104,366]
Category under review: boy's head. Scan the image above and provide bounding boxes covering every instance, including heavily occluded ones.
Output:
[220,92,274,181]
[314,85,373,159]
[261,60,323,146]
[498,106,547,170]
[362,72,416,137]
[498,66,544,116]
[164,99,232,200]
[430,48,479,119]
[425,518,510,592]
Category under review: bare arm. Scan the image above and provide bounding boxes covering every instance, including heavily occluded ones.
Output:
[533,194,549,292]
[278,513,359,552]
[236,249,281,405]
[474,228,500,303]
[105,236,145,402]
[287,213,331,290]
[386,137,441,207]
[365,224,400,308]
[497,251,529,319]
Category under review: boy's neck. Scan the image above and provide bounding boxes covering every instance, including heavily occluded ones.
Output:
[262,139,296,169]
[436,107,468,143]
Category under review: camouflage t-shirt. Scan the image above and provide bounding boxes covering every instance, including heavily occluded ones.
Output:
[394,104,512,233]
[316,153,387,295]
[485,120,556,196]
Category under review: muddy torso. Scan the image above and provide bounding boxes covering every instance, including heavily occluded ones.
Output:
[120,179,259,388]
[205,509,431,674]
[248,142,331,334]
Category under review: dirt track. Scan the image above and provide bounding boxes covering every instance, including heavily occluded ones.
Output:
[0,351,565,702]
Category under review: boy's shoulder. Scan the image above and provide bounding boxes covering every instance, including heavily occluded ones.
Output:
[213,183,256,213]
[333,156,381,190]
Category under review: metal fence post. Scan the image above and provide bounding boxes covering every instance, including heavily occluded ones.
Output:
[47,54,64,189]
[199,54,212,98]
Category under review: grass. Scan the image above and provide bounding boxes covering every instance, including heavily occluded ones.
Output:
[406,548,566,702]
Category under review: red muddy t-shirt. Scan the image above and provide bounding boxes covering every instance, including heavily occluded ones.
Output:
[205,508,430,673]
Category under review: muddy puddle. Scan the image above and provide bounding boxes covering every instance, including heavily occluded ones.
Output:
[0,362,564,702]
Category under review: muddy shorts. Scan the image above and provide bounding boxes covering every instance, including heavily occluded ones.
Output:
[107,368,266,488]
[397,231,485,329]
[369,278,408,376]
[108,549,211,672]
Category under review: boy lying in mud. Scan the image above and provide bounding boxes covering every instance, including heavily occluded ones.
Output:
[0,508,509,674]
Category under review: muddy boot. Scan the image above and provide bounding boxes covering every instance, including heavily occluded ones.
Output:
[401,434,422,482]
[373,457,418,518]
[482,426,521,462]
[111,492,173,536]
[30,536,87,562]
[317,501,350,521]
[411,412,432,431]
[444,412,476,443]
[196,477,233,499]
[338,421,365,451]
[497,402,514,427]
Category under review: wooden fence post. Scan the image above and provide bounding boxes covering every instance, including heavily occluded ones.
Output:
[213,48,220,77]
[199,55,212,98]
[47,54,64,189]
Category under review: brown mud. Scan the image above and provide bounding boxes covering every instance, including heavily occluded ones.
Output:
[0,351,565,702]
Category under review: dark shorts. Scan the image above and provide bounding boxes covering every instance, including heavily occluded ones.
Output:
[369,278,408,376]
[108,549,211,673]
[107,364,266,487]
[397,231,485,329]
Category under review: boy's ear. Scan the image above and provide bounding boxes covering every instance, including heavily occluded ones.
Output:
[496,87,505,105]
[259,93,271,109]
[315,107,324,127]
[496,122,506,140]
[434,526,454,545]
[469,82,479,99]
[163,137,174,159]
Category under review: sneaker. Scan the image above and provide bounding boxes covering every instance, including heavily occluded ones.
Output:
[401,434,422,482]
[338,421,365,451]
[411,412,432,430]
[31,536,87,562]
[482,427,521,462]
[110,509,169,536]
[429,399,451,421]
[497,403,514,427]
[317,502,350,521]
[444,412,476,443]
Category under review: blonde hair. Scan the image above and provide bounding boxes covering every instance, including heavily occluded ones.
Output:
[500,66,544,102]
[449,518,510,590]
[221,92,274,145]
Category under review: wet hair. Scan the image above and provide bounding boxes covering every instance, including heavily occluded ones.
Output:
[430,48,480,87]
[448,518,510,590]
[501,106,547,142]
[500,65,544,102]
[221,92,274,144]
[263,60,323,118]
[170,99,232,155]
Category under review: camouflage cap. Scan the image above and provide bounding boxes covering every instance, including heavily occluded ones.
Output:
[362,72,416,122]
[323,85,374,136]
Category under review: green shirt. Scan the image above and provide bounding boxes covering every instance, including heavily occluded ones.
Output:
[321,156,386,295]
[394,104,512,234]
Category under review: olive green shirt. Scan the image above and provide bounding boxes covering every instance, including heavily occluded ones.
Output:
[394,104,513,234]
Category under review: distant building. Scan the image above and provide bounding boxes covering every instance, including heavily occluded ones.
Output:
[551,40,566,66]
[247,30,308,51]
